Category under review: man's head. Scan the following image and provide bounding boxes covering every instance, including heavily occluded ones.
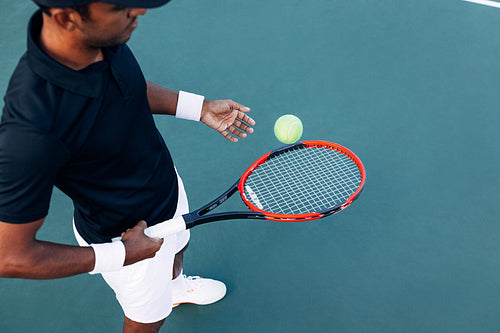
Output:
[33,0,170,9]
[36,1,166,49]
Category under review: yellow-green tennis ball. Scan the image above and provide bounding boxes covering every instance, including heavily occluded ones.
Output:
[274,114,303,144]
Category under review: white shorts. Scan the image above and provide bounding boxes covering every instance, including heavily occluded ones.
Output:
[73,171,190,323]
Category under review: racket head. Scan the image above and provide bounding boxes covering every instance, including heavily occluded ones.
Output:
[239,140,365,222]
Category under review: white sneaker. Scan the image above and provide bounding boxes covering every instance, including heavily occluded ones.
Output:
[172,275,227,308]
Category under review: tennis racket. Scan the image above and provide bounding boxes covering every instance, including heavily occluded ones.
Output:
[145,140,366,238]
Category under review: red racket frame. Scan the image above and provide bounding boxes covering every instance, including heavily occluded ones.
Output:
[238,140,366,222]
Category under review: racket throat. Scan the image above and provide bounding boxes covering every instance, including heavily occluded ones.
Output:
[183,211,266,229]
[196,180,240,217]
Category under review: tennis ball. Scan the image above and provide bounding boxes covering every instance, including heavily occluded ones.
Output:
[274,114,303,144]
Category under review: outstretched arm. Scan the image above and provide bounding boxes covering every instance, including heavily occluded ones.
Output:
[146,81,255,142]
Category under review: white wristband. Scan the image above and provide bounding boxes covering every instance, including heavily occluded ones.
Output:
[175,91,204,121]
[89,241,126,275]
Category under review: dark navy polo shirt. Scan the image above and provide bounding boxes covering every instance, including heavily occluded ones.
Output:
[0,11,179,243]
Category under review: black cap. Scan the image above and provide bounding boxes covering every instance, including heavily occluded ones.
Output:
[33,0,170,8]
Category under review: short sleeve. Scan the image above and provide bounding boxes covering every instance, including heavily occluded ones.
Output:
[0,121,69,223]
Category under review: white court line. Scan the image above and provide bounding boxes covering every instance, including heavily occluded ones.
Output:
[463,0,500,8]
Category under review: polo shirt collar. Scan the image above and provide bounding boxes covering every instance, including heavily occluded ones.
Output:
[27,10,110,98]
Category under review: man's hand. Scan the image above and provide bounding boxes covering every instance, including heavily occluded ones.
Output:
[120,221,163,266]
[200,99,255,142]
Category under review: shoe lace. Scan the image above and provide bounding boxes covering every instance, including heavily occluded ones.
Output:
[182,275,204,290]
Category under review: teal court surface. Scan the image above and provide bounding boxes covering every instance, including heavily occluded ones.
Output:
[0,0,499,332]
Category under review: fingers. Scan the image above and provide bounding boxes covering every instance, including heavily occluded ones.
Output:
[203,99,255,142]
[136,220,147,230]
[221,130,239,143]
[236,109,255,126]
[222,107,255,142]
[220,117,255,142]
[232,117,254,135]
[227,126,245,140]
[121,220,163,265]
[228,100,251,114]
[122,220,157,242]
[227,100,255,128]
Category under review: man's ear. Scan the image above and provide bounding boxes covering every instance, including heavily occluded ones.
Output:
[49,8,79,31]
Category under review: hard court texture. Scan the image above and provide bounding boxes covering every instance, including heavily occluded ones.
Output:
[0,0,499,332]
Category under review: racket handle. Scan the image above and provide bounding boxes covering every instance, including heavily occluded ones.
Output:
[144,215,187,238]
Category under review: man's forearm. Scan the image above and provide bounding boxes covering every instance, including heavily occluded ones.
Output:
[146,81,179,115]
[0,241,95,280]
[0,218,162,280]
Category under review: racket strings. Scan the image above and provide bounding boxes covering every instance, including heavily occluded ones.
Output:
[244,146,362,215]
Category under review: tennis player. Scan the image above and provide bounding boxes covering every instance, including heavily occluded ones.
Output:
[0,1,254,332]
